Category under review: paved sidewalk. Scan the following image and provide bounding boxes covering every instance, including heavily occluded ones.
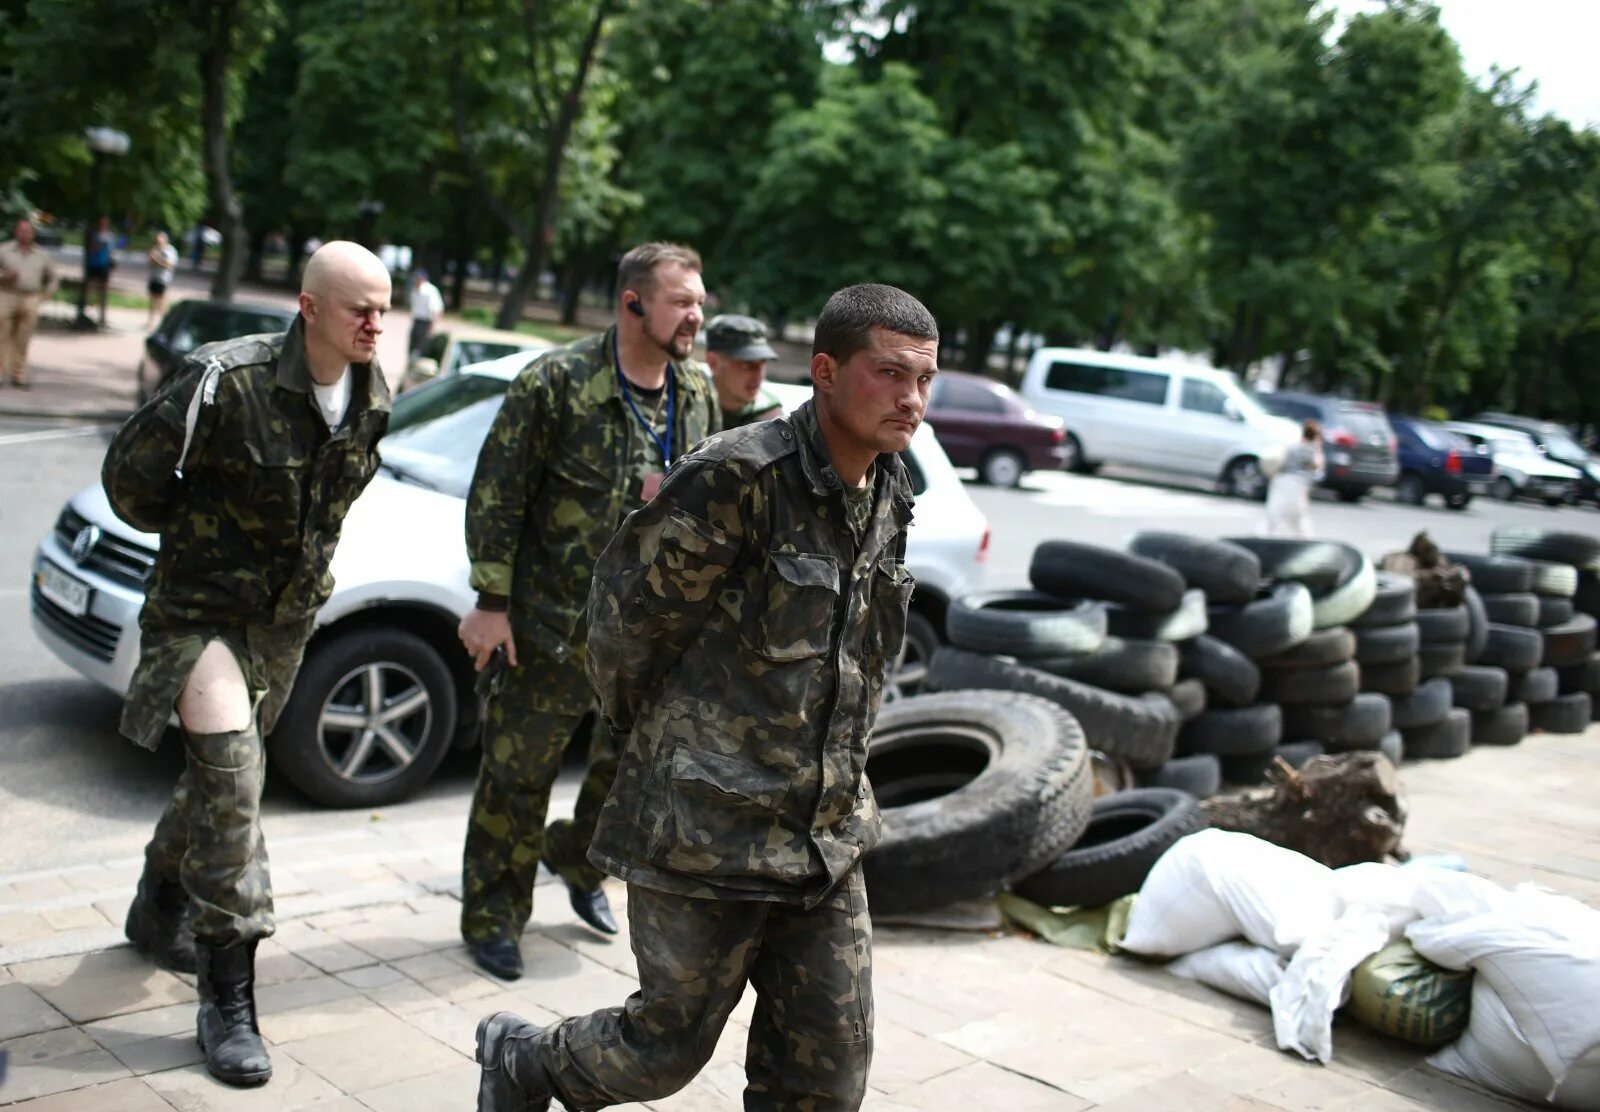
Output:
[7,726,1599,1110]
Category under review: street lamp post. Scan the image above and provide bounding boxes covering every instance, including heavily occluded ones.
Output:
[74,126,130,331]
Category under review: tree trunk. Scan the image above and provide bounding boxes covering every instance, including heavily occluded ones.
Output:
[198,0,245,302]
[284,226,306,289]
[1201,752,1407,868]
[963,321,997,375]
[560,252,590,326]
[244,226,268,283]
[495,229,542,330]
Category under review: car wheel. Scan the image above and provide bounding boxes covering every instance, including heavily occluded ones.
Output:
[271,628,459,807]
[1061,433,1093,474]
[1396,473,1426,505]
[1492,476,1516,501]
[1335,486,1368,503]
[979,448,1027,488]
[885,608,939,701]
[1445,492,1471,511]
[1221,456,1267,500]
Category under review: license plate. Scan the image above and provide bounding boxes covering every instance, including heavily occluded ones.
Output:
[38,561,91,617]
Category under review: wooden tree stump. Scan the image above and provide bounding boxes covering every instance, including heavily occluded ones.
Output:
[1200,751,1407,867]
[1380,530,1467,609]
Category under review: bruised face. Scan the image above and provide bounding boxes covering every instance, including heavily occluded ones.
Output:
[302,267,391,365]
[708,352,770,410]
[633,263,705,361]
[814,327,938,456]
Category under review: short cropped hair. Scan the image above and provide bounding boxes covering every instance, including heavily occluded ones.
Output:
[616,242,702,300]
[812,283,939,362]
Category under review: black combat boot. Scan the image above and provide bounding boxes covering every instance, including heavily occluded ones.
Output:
[476,1011,552,1112]
[124,866,197,974]
[196,941,272,1086]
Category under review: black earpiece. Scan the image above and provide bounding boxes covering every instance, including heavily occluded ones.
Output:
[626,298,645,317]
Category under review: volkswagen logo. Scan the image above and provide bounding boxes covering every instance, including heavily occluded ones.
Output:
[70,524,100,564]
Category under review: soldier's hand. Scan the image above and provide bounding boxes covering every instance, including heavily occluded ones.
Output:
[459,608,517,671]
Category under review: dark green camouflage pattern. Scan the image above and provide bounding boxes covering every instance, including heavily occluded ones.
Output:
[585,399,915,906]
[541,716,617,892]
[719,386,784,430]
[538,871,873,1110]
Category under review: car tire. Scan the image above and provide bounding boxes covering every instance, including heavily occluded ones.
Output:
[1479,623,1544,673]
[1507,666,1558,705]
[1445,493,1471,511]
[1136,754,1222,799]
[1226,538,1363,592]
[1178,704,1282,757]
[1362,656,1421,696]
[1541,613,1599,668]
[886,609,940,701]
[1335,487,1368,503]
[1492,476,1517,502]
[1013,788,1207,911]
[1279,692,1393,749]
[1388,677,1452,730]
[1127,532,1262,606]
[1490,527,1600,574]
[925,649,1180,769]
[946,591,1108,657]
[1529,692,1592,735]
[1206,582,1314,659]
[1028,637,1180,694]
[1105,589,1210,642]
[1221,456,1268,501]
[1556,653,1600,696]
[1353,572,1417,628]
[863,691,1093,915]
[1354,622,1421,666]
[1449,665,1509,713]
[1378,729,1403,765]
[1177,635,1261,708]
[1418,641,1467,679]
[1311,557,1378,630]
[979,448,1028,489]
[1167,678,1208,721]
[270,628,459,808]
[1416,605,1470,644]
[1029,541,1187,613]
[1275,740,1327,768]
[1062,433,1091,474]
[1445,551,1536,595]
[1538,596,1578,629]
[1259,660,1361,706]
[1473,702,1531,746]
[1463,586,1489,664]
[1402,708,1472,760]
[1395,473,1426,505]
[1259,626,1357,669]
[1524,559,1580,599]
[1481,592,1539,628]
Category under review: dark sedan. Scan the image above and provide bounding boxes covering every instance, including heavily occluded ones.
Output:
[1256,390,1399,501]
[137,300,297,402]
[1389,415,1493,510]
[924,371,1069,486]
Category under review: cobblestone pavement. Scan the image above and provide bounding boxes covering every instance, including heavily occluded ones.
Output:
[7,726,1597,1109]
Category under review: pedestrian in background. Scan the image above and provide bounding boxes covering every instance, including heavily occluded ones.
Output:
[1265,419,1323,537]
[455,242,719,981]
[705,312,782,428]
[102,241,393,1088]
[145,230,178,330]
[0,217,59,388]
[408,268,444,357]
[85,215,115,327]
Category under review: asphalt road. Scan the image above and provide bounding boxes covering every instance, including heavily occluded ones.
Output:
[1,423,1593,877]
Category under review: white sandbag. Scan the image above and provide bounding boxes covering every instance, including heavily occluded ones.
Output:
[1121,829,1340,958]
[1407,867,1514,924]
[1430,979,1600,1111]
[1331,861,1419,938]
[1168,941,1286,1006]
[1269,909,1391,1063]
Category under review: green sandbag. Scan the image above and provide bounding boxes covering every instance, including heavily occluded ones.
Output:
[1347,940,1472,1047]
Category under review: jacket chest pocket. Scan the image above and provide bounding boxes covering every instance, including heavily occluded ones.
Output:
[759,552,840,661]
[868,559,915,667]
[236,440,311,535]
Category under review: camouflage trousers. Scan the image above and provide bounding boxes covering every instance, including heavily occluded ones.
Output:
[538,869,874,1111]
[138,619,314,947]
[460,648,617,944]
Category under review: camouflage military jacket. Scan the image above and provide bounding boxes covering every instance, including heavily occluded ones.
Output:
[585,400,916,906]
[102,318,390,629]
[719,385,783,430]
[465,327,719,663]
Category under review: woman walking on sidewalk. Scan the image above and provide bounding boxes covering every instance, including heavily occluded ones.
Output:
[1264,419,1323,537]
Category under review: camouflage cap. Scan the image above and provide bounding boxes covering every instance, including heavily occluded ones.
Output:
[705,314,778,361]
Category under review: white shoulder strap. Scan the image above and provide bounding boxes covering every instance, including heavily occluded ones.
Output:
[175,358,224,480]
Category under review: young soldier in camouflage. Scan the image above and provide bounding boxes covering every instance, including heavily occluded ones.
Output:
[457,242,720,979]
[705,312,782,428]
[475,284,938,1112]
[102,242,393,1087]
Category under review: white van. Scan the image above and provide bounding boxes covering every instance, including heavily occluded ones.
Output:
[1018,347,1300,498]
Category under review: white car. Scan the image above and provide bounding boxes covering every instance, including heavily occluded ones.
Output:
[30,354,989,807]
[1445,421,1583,506]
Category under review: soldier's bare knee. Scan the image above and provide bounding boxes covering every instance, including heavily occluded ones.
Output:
[177,641,253,734]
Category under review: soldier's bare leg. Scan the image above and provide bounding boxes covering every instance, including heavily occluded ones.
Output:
[176,639,253,732]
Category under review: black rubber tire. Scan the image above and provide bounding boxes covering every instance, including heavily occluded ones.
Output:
[1556,654,1600,696]
[1105,588,1210,642]
[1167,678,1208,721]
[1388,677,1453,730]
[1127,532,1261,606]
[1135,754,1221,799]
[1403,708,1471,760]
[1206,582,1314,659]
[1177,636,1261,708]
[1275,740,1327,768]
[1463,586,1489,665]
[1028,638,1179,694]
[979,447,1028,488]
[1354,623,1421,666]
[863,691,1093,914]
[1444,551,1535,595]
[1259,627,1357,669]
[1450,665,1509,713]
[1418,641,1467,680]
[1220,751,1280,785]
[1029,541,1188,613]
[1473,702,1530,747]
[1416,605,1470,645]
[946,591,1108,657]
[1395,472,1427,506]
[887,608,940,701]
[1177,704,1282,757]
[1361,657,1421,696]
[1541,614,1599,668]
[1507,667,1558,705]
[1538,596,1577,629]
[272,628,460,808]
[1481,592,1539,627]
[1490,527,1600,574]
[1279,692,1392,749]
[1225,538,1363,591]
[1311,559,1378,630]
[1013,788,1208,910]
[924,649,1180,770]
[1259,660,1361,706]
[1479,623,1545,673]
[1378,729,1403,765]
[1578,572,1600,619]
[1530,692,1592,735]
[1524,559,1580,599]
[1353,572,1417,628]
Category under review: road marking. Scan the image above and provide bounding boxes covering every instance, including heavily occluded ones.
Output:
[0,424,113,447]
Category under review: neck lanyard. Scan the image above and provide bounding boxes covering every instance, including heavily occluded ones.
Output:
[614,334,676,467]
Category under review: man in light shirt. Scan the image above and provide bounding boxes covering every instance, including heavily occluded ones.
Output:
[409,269,445,357]
[0,218,60,388]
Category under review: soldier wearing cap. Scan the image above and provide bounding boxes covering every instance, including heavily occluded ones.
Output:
[706,313,782,428]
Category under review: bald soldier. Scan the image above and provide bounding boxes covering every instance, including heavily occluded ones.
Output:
[102,242,393,1087]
